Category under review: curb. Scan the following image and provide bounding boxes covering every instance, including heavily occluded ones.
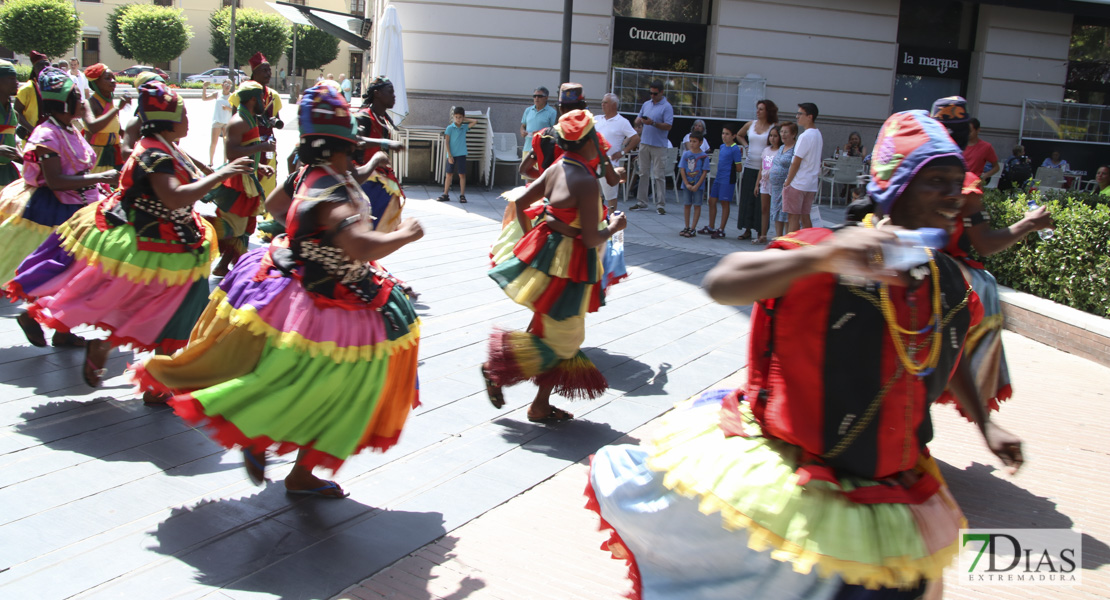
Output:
[999,285,1110,368]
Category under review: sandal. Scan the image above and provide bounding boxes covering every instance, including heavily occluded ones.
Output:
[527,406,574,423]
[286,479,349,499]
[243,448,267,486]
[436,193,450,202]
[459,194,468,204]
[754,236,768,245]
[142,390,171,404]
[679,228,690,237]
[698,226,713,235]
[52,331,87,348]
[82,340,110,388]
[737,231,752,240]
[481,364,504,409]
[17,312,46,347]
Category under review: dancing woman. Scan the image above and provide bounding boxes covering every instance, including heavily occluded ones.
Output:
[83,64,131,174]
[0,68,117,348]
[133,84,424,499]
[587,111,1024,599]
[355,75,406,233]
[6,81,252,389]
[483,110,627,423]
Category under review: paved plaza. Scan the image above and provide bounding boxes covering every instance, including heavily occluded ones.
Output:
[0,98,1106,599]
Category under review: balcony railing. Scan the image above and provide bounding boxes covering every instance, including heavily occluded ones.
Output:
[610,67,765,121]
[1021,99,1110,145]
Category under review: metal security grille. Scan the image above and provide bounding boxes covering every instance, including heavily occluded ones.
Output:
[610,67,766,120]
[1021,99,1110,145]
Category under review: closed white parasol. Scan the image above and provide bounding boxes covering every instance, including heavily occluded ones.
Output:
[374,5,408,123]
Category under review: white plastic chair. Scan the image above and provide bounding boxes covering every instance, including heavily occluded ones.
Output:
[819,156,864,206]
[661,146,679,205]
[487,132,521,190]
[1034,166,1066,190]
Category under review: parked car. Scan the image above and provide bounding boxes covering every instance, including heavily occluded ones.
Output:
[184,68,249,84]
[115,65,169,79]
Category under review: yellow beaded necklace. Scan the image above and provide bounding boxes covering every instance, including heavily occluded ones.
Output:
[863,215,943,377]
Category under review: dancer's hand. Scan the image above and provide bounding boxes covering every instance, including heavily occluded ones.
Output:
[609,212,627,234]
[0,145,20,161]
[96,170,120,186]
[984,422,1024,474]
[258,165,275,178]
[812,227,905,286]
[118,93,132,109]
[368,150,392,171]
[217,157,254,179]
[1020,205,1053,233]
[398,218,424,242]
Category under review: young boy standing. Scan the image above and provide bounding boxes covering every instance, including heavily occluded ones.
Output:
[702,125,744,239]
[678,132,710,237]
[439,106,477,203]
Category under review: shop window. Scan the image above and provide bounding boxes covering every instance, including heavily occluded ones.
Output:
[222,0,242,7]
[1065,19,1110,104]
[611,0,709,73]
[82,36,100,68]
[350,0,365,16]
[286,0,305,4]
[153,0,173,6]
[892,0,975,112]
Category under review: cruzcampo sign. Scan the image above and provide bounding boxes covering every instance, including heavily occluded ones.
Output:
[898,45,971,80]
[613,16,707,56]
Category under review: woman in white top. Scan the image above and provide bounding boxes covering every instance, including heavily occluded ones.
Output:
[202,80,234,166]
[755,125,781,245]
[735,99,777,239]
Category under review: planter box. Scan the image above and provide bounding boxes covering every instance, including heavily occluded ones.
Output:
[999,285,1110,368]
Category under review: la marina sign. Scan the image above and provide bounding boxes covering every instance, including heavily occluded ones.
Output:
[898,45,970,80]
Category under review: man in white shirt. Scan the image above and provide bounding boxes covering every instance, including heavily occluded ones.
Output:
[681,119,710,153]
[69,57,90,99]
[594,93,640,211]
[783,103,823,233]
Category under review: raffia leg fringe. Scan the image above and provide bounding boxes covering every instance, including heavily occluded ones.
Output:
[532,351,608,400]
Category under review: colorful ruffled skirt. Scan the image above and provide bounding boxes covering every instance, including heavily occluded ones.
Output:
[5,202,216,353]
[205,172,264,256]
[132,246,422,471]
[936,263,1011,417]
[361,168,405,233]
[0,179,87,283]
[587,390,963,599]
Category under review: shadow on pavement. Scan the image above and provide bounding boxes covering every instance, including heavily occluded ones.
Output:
[940,460,1110,570]
[494,416,641,462]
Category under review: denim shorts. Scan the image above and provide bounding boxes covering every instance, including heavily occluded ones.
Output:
[446,154,467,174]
[679,186,705,206]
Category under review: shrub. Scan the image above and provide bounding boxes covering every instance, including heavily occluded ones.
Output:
[978,189,1110,318]
[0,0,82,59]
[208,7,290,70]
[118,5,192,65]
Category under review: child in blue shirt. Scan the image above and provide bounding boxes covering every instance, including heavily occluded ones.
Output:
[701,125,744,239]
[439,106,477,203]
[678,132,710,237]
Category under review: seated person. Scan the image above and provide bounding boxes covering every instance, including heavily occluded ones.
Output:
[1041,150,1069,170]
[841,130,867,157]
[1000,144,1033,191]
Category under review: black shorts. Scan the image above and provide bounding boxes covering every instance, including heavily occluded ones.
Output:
[446,155,467,174]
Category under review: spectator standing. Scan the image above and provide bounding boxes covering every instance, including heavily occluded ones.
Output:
[68,57,90,100]
[755,125,781,244]
[735,99,777,239]
[633,79,674,215]
[700,123,743,239]
[594,93,639,212]
[1040,150,1069,170]
[14,51,51,135]
[782,102,822,233]
[678,132,710,237]
[963,117,998,183]
[339,73,352,103]
[205,80,234,166]
[680,119,711,153]
[768,122,797,239]
[439,106,477,203]
[520,86,557,143]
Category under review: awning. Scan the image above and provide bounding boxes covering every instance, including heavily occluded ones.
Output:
[266,1,372,51]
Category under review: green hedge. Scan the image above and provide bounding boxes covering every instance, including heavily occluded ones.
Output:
[116,76,206,89]
[978,188,1110,318]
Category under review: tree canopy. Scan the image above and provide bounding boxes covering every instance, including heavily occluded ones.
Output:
[208,7,291,69]
[0,0,82,59]
[119,5,192,66]
[107,3,140,61]
[286,25,341,75]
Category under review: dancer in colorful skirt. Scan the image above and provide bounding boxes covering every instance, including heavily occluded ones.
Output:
[0,68,117,348]
[206,80,275,276]
[6,81,253,389]
[0,60,23,187]
[229,53,282,197]
[587,111,1025,599]
[83,63,131,174]
[483,110,628,423]
[927,97,1053,417]
[132,84,424,499]
[355,75,405,233]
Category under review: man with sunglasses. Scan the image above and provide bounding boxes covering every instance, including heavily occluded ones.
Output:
[633,80,674,214]
[520,86,557,143]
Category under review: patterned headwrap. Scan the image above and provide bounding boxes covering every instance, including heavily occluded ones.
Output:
[298,83,358,143]
[236,80,265,105]
[0,60,16,77]
[866,110,965,215]
[136,81,184,125]
[558,83,586,107]
[134,71,165,88]
[84,63,109,81]
[929,96,970,124]
[553,109,595,141]
[38,67,75,102]
[248,52,269,72]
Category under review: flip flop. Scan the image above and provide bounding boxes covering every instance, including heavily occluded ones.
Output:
[17,312,46,347]
[242,448,267,486]
[286,480,350,499]
[52,331,87,348]
[142,390,171,404]
[481,364,504,409]
[527,406,574,423]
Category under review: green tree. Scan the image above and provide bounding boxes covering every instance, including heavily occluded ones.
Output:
[0,0,81,59]
[208,7,291,69]
[119,5,192,65]
[106,3,140,62]
[286,26,340,76]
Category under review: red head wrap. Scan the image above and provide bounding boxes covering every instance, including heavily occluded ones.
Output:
[29,51,48,65]
[249,52,269,72]
[84,63,108,81]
